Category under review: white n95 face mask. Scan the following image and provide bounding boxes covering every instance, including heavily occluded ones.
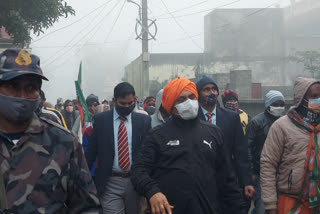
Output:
[269,106,285,117]
[175,99,199,120]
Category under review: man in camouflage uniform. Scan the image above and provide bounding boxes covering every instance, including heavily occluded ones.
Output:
[0,48,100,213]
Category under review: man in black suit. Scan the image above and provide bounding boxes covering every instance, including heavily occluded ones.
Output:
[85,82,151,214]
[196,75,254,213]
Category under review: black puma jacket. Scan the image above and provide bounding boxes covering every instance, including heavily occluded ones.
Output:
[131,117,243,214]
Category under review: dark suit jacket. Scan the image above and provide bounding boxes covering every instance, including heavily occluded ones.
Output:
[85,109,151,195]
[198,106,251,187]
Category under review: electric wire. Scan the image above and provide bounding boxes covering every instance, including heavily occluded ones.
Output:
[214,0,284,30]
[42,0,122,68]
[40,0,284,73]
[159,0,203,51]
[31,0,114,44]
[41,1,113,65]
[155,32,203,45]
[32,1,128,49]
[104,0,126,43]
[157,0,240,19]
[44,0,126,73]
[160,1,203,50]
[151,0,209,18]
[86,0,126,44]
[32,38,135,48]
[154,0,283,46]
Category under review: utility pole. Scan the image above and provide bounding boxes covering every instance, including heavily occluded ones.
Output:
[141,0,149,97]
[128,0,156,98]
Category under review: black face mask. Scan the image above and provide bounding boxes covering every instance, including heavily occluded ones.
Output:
[0,93,40,121]
[116,104,135,117]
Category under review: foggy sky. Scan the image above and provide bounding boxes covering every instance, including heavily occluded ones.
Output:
[30,0,290,104]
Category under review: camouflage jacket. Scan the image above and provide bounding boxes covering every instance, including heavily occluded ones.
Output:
[0,114,100,214]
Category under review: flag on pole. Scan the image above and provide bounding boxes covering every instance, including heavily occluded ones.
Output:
[75,62,92,134]
[78,62,82,87]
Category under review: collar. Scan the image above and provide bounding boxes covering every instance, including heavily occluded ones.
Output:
[113,107,132,122]
[157,111,165,122]
[172,116,198,128]
[264,109,280,121]
[201,106,216,115]
[0,113,46,145]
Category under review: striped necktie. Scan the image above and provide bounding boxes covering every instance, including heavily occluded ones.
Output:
[206,112,214,124]
[118,116,130,171]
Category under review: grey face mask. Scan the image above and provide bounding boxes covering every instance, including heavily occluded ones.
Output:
[0,93,40,121]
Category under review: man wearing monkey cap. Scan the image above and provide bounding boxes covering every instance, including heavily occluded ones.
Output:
[132,76,242,214]
[196,75,254,213]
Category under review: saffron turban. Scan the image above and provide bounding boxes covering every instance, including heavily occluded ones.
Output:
[162,77,198,114]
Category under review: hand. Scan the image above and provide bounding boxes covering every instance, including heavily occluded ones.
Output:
[309,103,320,113]
[149,192,174,214]
[266,209,277,214]
[244,185,255,199]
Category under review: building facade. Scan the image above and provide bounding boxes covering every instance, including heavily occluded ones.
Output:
[125,0,320,101]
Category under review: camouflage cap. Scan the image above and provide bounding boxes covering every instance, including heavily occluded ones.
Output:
[0,48,48,81]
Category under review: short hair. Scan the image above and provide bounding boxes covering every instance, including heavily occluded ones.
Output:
[72,99,78,105]
[64,99,73,108]
[86,94,99,105]
[144,96,155,104]
[114,82,135,99]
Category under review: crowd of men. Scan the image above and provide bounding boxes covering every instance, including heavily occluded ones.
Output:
[0,48,319,214]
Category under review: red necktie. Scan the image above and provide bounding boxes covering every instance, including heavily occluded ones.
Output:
[118,116,130,171]
[206,113,214,124]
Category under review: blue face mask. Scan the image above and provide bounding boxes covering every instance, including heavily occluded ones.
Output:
[201,93,217,107]
[0,93,40,121]
[309,98,320,104]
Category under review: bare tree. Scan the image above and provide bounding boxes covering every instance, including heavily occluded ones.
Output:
[289,50,320,79]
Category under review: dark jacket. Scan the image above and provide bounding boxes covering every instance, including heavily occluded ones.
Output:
[131,117,243,214]
[247,111,278,176]
[85,109,151,196]
[61,109,80,131]
[198,106,251,187]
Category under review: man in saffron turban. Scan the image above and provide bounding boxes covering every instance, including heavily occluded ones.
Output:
[132,77,243,214]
